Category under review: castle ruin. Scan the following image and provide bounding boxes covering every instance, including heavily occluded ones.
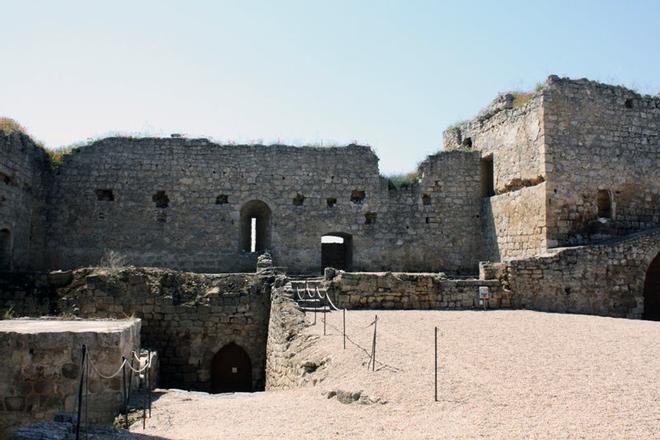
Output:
[1,75,658,434]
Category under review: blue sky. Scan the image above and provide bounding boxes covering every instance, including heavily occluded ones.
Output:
[1,0,658,174]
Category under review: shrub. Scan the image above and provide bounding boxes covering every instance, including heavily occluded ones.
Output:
[48,145,76,167]
[387,171,419,188]
[99,250,129,269]
[0,117,26,135]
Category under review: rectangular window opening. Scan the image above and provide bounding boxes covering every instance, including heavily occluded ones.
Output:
[480,156,495,197]
[250,217,257,253]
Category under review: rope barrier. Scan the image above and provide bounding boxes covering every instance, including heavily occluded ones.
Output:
[87,356,128,380]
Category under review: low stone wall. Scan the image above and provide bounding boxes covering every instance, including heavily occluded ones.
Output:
[56,268,272,392]
[1,267,272,392]
[488,229,660,318]
[0,318,140,437]
[325,272,502,309]
[265,277,321,389]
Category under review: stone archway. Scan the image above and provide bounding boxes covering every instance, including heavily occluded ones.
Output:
[642,252,660,321]
[210,343,252,393]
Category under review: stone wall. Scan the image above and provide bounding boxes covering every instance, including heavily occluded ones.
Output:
[488,229,660,318]
[443,89,547,260]
[2,268,272,392]
[265,278,324,389]
[45,140,482,274]
[542,77,660,247]
[0,132,51,271]
[0,318,140,437]
[60,268,271,391]
[482,184,547,261]
[324,272,502,309]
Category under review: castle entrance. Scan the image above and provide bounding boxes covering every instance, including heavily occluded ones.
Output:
[211,343,252,393]
[642,252,660,321]
[321,233,352,271]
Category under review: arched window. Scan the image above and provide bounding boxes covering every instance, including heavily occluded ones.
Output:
[0,229,11,271]
[321,233,353,271]
[597,190,612,219]
[240,200,272,253]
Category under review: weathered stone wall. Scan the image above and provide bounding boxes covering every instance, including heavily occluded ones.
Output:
[0,133,51,271]
[2,268,272,392]
[444,92,545,193]
[542,77,660,247]
[45,140,482,274]
[444,90,547,260]
[0,318,140,437]
[324,272,502,309]
[482,184,547,261]
[63,268,271,391]
[489,229,660,318]
[265,278,324,389]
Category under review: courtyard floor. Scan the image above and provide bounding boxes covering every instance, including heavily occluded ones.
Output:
[132,310,660,439]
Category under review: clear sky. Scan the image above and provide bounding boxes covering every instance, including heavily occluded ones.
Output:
[1,0,658,174]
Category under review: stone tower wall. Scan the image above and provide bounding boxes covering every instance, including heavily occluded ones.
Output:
[444,92,547,260]
[0,133,51,271]
[542,77,660,247]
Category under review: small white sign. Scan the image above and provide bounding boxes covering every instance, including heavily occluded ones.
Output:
[479,286,490,299]
[232,367,238,374]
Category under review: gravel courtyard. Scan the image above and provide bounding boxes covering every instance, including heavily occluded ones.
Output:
[133,310,660,439]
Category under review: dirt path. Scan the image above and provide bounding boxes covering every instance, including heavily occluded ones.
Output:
[132,310,660,439]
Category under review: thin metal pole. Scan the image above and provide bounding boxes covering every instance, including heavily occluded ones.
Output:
[75,344,86,440]
[147,350,152,418]
[372,315,378,372]
[434,326,438,402]
[122,357,128,429]
[342,309,346,350]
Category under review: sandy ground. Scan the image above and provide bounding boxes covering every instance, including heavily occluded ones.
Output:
[132,310,660,439]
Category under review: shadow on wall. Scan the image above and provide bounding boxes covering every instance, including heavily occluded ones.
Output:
[0,228,11,271]
[643,251,660,321]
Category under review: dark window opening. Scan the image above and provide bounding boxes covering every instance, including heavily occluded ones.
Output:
[643,252,660,321]
[364,212,377,225]
[326,197,337,208]
[240,200,272,253]
[293,193,305,206]
[425,217,430,224]
[0,228,11,271]
[95,189,114,201]
[624,99,633,109]
[153,191,169,208]
[350,190,366,204]
[597,190,612,218]
[462,137,472,148]
[216,194,229,205]
[480,155,495,197]
[321,233,353,271]
[422,193,431,205]
[211,343,252,393]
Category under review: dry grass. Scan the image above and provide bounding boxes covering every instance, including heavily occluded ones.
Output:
[0,117,26,135]
[134,310,660,439]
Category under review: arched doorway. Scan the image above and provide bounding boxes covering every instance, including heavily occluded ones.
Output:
[211,343,252,393]
[0,229,11,271]
[240,200,272,253]
[642,252,660,321]
[321,233,352,271]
